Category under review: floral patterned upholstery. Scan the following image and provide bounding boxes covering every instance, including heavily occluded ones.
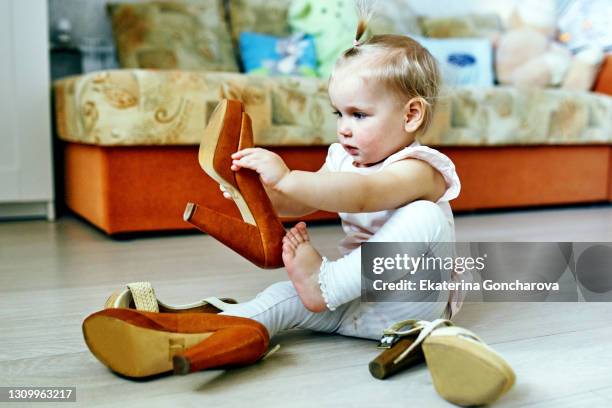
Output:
[54,69,612,146]
[421,86,612,146]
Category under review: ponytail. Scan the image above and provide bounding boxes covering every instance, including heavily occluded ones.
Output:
[353,0,375,47]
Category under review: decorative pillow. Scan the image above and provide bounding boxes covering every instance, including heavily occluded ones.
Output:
[419,14,502,43]
[289,0,358,79]
[108,1,238,72]
[239,32,318,77]
[416,36,494,87]
[228,0,292,43]
[288,0,422,79]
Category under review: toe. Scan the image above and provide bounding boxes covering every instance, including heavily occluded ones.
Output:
[282,242,295,259]
[296,223,310,242]
[291,226,305,244]
[283,236,295,250]
[287,228,300,245]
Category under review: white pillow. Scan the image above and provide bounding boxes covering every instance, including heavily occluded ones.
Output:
[414,36,494,87]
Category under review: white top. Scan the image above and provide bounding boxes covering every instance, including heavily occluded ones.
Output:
[325,140,464,316]
[324,140,461,255]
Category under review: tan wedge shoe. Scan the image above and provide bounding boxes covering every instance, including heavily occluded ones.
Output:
[184,99,286,269]
[422,324,515,406]
[378,319,515,406]
[104,282,237,314]
[83,308,269,378]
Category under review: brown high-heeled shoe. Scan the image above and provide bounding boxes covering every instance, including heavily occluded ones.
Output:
[83,308,269,378]
[104,282,238,314]
[184,99,285,269]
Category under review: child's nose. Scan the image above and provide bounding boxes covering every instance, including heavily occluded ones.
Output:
[338,121,351,137]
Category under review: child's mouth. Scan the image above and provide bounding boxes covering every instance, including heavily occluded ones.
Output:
[343,145,359,155]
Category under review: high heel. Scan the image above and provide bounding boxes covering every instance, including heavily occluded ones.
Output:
[82,308,269,378]
[104,281,237,313]
[173,325,267,374]
[185,99,285,269]
[372,319,515,406]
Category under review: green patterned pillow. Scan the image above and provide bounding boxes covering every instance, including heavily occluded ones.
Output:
[108,1,238,72]
[228,0,292,42]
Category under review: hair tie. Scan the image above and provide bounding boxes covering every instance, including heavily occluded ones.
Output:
[353,39,361,47]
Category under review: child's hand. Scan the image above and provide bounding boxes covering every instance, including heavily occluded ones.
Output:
[231,148,290,189]
[219,184,232,200]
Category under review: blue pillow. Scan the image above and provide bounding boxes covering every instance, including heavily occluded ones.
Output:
[415,36,494,87]
[239,32,318,77]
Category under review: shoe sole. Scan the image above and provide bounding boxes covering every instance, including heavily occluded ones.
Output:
[423,328,515,406]
[83,314,212,378]
[197,100,256,226]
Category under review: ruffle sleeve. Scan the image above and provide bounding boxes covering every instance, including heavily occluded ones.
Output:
[385,145,461,203]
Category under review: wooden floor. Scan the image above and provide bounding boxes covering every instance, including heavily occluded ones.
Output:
[1,205,612,407]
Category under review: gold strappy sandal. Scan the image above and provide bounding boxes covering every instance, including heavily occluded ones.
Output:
[104,282,237,314]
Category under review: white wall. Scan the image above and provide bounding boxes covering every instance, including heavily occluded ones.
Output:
[1,0,54,219]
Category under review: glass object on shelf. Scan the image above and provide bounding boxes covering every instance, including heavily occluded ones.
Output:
[79,37,118,73]
[50,18,82,80]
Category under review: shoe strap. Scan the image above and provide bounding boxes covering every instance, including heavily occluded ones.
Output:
[391,319,454,365]
[127,282,159,313]
[201,297,234,311]
[262,344,281,360]
[378,319,429,348]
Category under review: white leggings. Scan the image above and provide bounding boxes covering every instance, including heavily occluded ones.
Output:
[221,200,454,340]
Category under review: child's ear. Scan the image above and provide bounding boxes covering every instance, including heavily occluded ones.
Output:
[403,98,425,133]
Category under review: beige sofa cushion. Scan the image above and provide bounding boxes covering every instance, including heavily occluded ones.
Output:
[54,69,612,147]
[418,13,503,40]
[370,0,422,36]
[228,0,292,42]
[108,1,238,72]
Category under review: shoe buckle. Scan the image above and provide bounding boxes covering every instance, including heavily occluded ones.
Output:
[377,320,425,349]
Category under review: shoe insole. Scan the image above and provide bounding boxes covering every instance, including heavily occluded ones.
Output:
[198,100,256,225]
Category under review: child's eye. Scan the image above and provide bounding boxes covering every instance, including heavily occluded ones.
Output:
[332,110,342,117]
[353,112,367,119]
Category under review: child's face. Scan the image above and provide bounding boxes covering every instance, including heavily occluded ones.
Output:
[328,72,414,167]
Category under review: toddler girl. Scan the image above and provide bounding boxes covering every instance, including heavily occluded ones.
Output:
[219,8,461,340]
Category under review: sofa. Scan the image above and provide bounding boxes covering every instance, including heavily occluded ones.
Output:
[53,0,612,235]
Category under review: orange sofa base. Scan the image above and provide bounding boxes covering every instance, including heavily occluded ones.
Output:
[63,143,611,234]
[63,144,337,234]
[444,145,610,210]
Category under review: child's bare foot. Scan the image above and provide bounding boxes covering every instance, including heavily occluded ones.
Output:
[282,222,327,313]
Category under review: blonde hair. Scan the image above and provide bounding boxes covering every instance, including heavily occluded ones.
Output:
[331,1,441,135]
